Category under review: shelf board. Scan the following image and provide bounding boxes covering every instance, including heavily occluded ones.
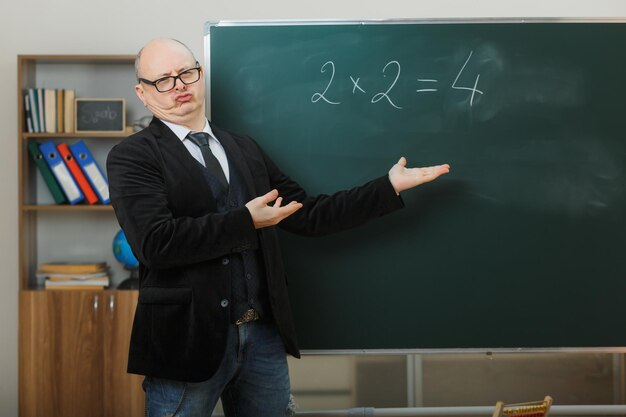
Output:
[23,132,130,139]
[22,204,114,212]
[18,55,135,64]
[20,288,138,293]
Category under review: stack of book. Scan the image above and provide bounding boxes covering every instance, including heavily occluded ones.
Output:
[28,139,110,205]
[37,262,110,290]
[24,88,75,134]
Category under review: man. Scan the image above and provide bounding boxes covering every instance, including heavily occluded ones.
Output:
[107,38,450,417]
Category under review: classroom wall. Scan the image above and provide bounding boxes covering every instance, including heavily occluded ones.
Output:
[1,0,625,415]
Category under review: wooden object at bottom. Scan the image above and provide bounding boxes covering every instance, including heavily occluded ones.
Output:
[19,290,143,417]
[493,396,553,417]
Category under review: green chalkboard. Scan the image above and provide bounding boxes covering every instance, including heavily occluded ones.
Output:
[206,21,626,350]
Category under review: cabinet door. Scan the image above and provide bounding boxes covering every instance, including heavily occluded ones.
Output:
[19,290,104,417]
[103,290,144,417]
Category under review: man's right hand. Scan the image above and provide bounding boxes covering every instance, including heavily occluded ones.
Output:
[245,189,303,229]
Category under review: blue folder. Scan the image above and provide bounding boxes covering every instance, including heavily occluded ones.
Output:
[39,141,84,205]
[69,140,110,204]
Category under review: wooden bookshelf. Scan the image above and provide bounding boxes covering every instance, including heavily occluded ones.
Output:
[17,54,140,291]
[17,54,144,417]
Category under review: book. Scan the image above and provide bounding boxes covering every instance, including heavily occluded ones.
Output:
[28,89,40,133]
[57,142,98,204]
[38,271,109,281]
[46,277,108,284]
[38,262,107,274]
[56,89,64,133]
[44,277,109,287]
[45,284,106,291]
[45,273,109,287]
[44,89,56,133]
[27,142,67,204]
[63,89,75,133]
[42,262,110,289]
[37,88,45,133]
[24,94,33,133]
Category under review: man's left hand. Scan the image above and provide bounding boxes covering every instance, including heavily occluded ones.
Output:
[388,157,450,194]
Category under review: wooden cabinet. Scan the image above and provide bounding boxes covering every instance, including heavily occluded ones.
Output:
[19,290,102,416]
[19,290,143,417]
[17,55,148,417]
[103,291,144,417]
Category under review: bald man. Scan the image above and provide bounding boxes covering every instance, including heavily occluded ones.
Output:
[107,38,450,417]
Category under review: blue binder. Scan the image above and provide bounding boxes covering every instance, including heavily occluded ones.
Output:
[39,141,84,205]
[69,140,110,204]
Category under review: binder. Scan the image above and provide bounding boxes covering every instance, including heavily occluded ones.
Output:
[39,141,84,205]
[69,140,110,204]
[57,142,98,204]
[27,142,67,204]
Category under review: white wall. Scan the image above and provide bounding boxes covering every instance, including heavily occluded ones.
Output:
[1,1,625,415]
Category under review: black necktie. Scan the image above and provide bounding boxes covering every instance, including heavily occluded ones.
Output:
[187,132,228,189]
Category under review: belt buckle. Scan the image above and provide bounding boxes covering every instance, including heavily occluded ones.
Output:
[236,308,259,325]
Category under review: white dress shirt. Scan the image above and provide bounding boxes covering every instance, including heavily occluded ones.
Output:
[162,119,230,183]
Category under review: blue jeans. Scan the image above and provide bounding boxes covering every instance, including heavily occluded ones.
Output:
[143,321,294,417]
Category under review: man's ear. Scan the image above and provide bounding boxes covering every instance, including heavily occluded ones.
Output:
[135,84,147,106]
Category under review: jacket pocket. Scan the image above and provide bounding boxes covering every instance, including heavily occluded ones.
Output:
[139,287,192,305]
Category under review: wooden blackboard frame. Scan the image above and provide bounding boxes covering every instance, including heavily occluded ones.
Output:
[204,19,626,354]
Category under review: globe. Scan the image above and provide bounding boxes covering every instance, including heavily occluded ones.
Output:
[112,230,139,289]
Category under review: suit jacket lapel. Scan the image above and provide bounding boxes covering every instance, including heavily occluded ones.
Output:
[210,123,256,201]
[150,117,218,207]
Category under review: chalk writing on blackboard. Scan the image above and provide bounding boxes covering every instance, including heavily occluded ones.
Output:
[311,61,341,105]
[451,51,484,106]
[311,50,484,109]
[81,106,118,123]
[75,99,126,133]
[371,60,403,109]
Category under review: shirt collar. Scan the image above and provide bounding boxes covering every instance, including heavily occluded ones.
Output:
[162,118,218,143]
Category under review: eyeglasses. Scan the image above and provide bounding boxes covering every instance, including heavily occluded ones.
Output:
[138,62,202,92]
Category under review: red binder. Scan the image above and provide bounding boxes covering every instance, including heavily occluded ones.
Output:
[57,143,99,205]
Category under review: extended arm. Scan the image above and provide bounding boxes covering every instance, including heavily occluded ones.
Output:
[246,140,449,236]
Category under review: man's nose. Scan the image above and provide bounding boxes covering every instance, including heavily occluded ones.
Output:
[174,76,186,90]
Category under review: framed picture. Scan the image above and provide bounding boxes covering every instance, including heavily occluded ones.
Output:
[75,98,126,133]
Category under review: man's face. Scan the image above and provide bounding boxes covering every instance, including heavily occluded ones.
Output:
[135,40,205,127]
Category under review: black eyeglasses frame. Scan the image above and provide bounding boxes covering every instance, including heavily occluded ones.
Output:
[138,62,202,92]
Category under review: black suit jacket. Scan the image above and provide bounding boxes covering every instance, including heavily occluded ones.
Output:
[106,117,404,382]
